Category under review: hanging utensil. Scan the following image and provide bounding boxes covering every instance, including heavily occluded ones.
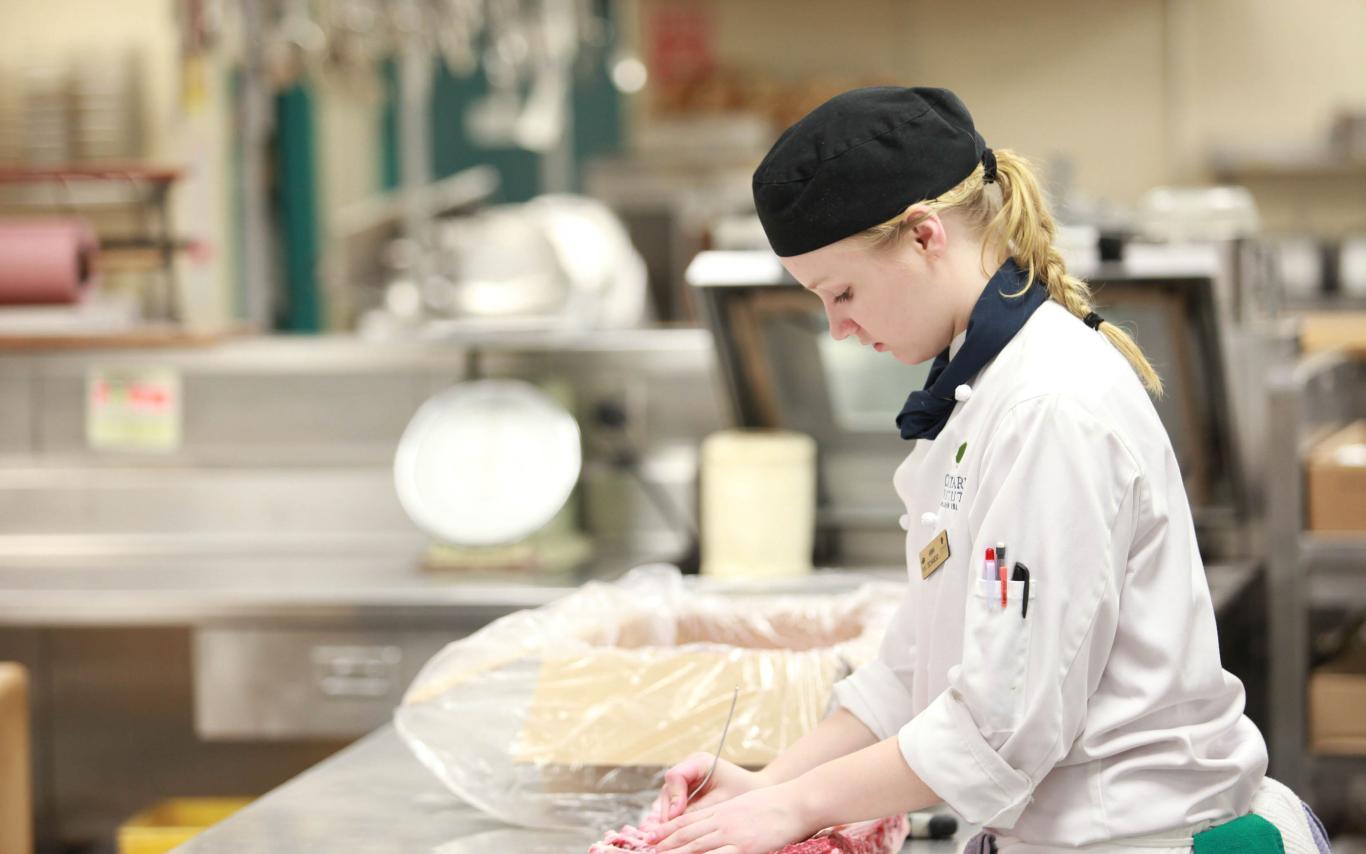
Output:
[436,0,486,77]
[266,0,327,88]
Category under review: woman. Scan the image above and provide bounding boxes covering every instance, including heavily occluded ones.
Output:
[645,88,1322,853]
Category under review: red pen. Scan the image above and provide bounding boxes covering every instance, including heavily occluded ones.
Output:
[996,542,1008,608]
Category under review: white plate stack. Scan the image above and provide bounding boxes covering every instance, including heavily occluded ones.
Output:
[71,48,142,162]
[0,62,23,165]
[21,61,71,164]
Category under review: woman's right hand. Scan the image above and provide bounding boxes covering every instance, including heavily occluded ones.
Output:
[650,753,772,822]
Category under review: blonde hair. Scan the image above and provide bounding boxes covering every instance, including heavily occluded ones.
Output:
[861,150,1163,396]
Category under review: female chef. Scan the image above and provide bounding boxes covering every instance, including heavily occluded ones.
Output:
[646,87,1320,853]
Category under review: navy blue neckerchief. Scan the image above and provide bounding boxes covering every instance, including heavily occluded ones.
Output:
[895,257,1048,440]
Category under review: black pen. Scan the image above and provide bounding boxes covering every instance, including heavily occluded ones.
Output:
[1012,562,1031,619]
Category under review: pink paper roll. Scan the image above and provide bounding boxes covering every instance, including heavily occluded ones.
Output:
[0,218,100,305]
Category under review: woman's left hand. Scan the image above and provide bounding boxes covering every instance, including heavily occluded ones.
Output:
[649,782,815,854]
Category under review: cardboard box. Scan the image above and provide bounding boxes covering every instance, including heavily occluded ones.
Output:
[512,602,873,770]
[0,663,30,854]
[508,604,864,801]
[1307,420,1366,533]
[395,567,897,829]
[1300,312,1366,358]
[514,647,840,769]
[1309,639,1366,755]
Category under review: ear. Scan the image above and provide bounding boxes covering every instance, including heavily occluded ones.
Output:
[901,205,947,256]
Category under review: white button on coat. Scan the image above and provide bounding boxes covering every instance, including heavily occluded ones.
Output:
[898,514,910,531]
[920,511,939,528]
[954,383,973,402]
[829,301,1266,846]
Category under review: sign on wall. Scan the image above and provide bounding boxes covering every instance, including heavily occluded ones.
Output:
[86,366,182,452]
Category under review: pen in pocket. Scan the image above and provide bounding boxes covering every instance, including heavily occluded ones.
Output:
[1012,562,1031,619]
[996,542,1008,609]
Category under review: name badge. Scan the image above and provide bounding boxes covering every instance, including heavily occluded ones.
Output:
[919,530,951,580]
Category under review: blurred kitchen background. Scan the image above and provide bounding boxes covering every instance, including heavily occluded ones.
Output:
[0,0,1364,852]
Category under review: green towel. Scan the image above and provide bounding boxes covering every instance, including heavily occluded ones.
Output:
[1193,814,1284,854]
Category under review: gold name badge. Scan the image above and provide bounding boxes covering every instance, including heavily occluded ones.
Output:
[919,530,951,580]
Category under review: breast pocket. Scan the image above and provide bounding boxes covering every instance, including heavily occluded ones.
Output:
[961,577,1036,734]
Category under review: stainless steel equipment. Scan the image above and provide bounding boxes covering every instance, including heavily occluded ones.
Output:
[583,126,763,324]
[0,329,723,848]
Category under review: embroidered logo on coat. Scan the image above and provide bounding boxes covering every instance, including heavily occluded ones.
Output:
[941,473,966,511]
[956,441,967,464]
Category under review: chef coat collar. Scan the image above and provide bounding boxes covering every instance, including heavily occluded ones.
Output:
[895,258,1048,440]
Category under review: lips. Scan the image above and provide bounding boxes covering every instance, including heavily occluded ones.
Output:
[873,342,886,352]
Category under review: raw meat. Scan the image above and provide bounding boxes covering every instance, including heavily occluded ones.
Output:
[588,812,909,854]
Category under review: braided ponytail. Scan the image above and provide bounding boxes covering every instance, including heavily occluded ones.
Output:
[991,150,1163,396]
[861,150,1164,397]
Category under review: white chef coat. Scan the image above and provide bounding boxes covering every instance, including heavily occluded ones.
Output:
[832,299,1268,850]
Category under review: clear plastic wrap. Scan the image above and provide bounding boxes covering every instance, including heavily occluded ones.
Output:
[395,565,900,832]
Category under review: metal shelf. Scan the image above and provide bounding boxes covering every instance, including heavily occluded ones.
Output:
[1303,534,1366,565]
[1266,350,1366,796]
[1310,753,1366,767]
[0,163,186,321]
[1210,150,1366,181]
[0,163,180,209]
[1306,535,1366,607]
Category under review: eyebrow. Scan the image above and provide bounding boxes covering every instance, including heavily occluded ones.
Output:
[807,277,842,292]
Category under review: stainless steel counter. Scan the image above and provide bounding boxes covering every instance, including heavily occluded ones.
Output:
[0,557,908,626]
[0,550,1253,626]
[0,552,595,626]
[174,724,972,854]
[0,552,1259,854]
[1,550,1251,849]
[173,725,570,853]
[164,566,1260,854]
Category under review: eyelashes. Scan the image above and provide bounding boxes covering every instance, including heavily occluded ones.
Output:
[833,289,852,304]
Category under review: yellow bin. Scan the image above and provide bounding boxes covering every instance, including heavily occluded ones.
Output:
[118,798,252,854]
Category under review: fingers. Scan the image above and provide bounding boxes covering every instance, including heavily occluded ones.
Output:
[655,820,719,853]
[659,776,686,820]
[660,753,711,819]
[650,808,707,848]
[660,764,691,818]
[650,790,677,821]
[673,830,726,854]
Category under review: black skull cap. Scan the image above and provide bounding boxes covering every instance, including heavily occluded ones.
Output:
[752,86,990,258]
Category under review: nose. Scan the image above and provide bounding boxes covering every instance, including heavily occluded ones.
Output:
[826,307,859,341]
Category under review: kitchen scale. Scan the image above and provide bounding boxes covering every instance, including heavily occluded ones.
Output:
[394,379,591,576]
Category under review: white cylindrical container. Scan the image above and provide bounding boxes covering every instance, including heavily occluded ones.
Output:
[700,429,816,579]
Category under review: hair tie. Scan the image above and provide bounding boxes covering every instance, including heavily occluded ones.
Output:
[981,147,998,184]
[1083,311,1105,330]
